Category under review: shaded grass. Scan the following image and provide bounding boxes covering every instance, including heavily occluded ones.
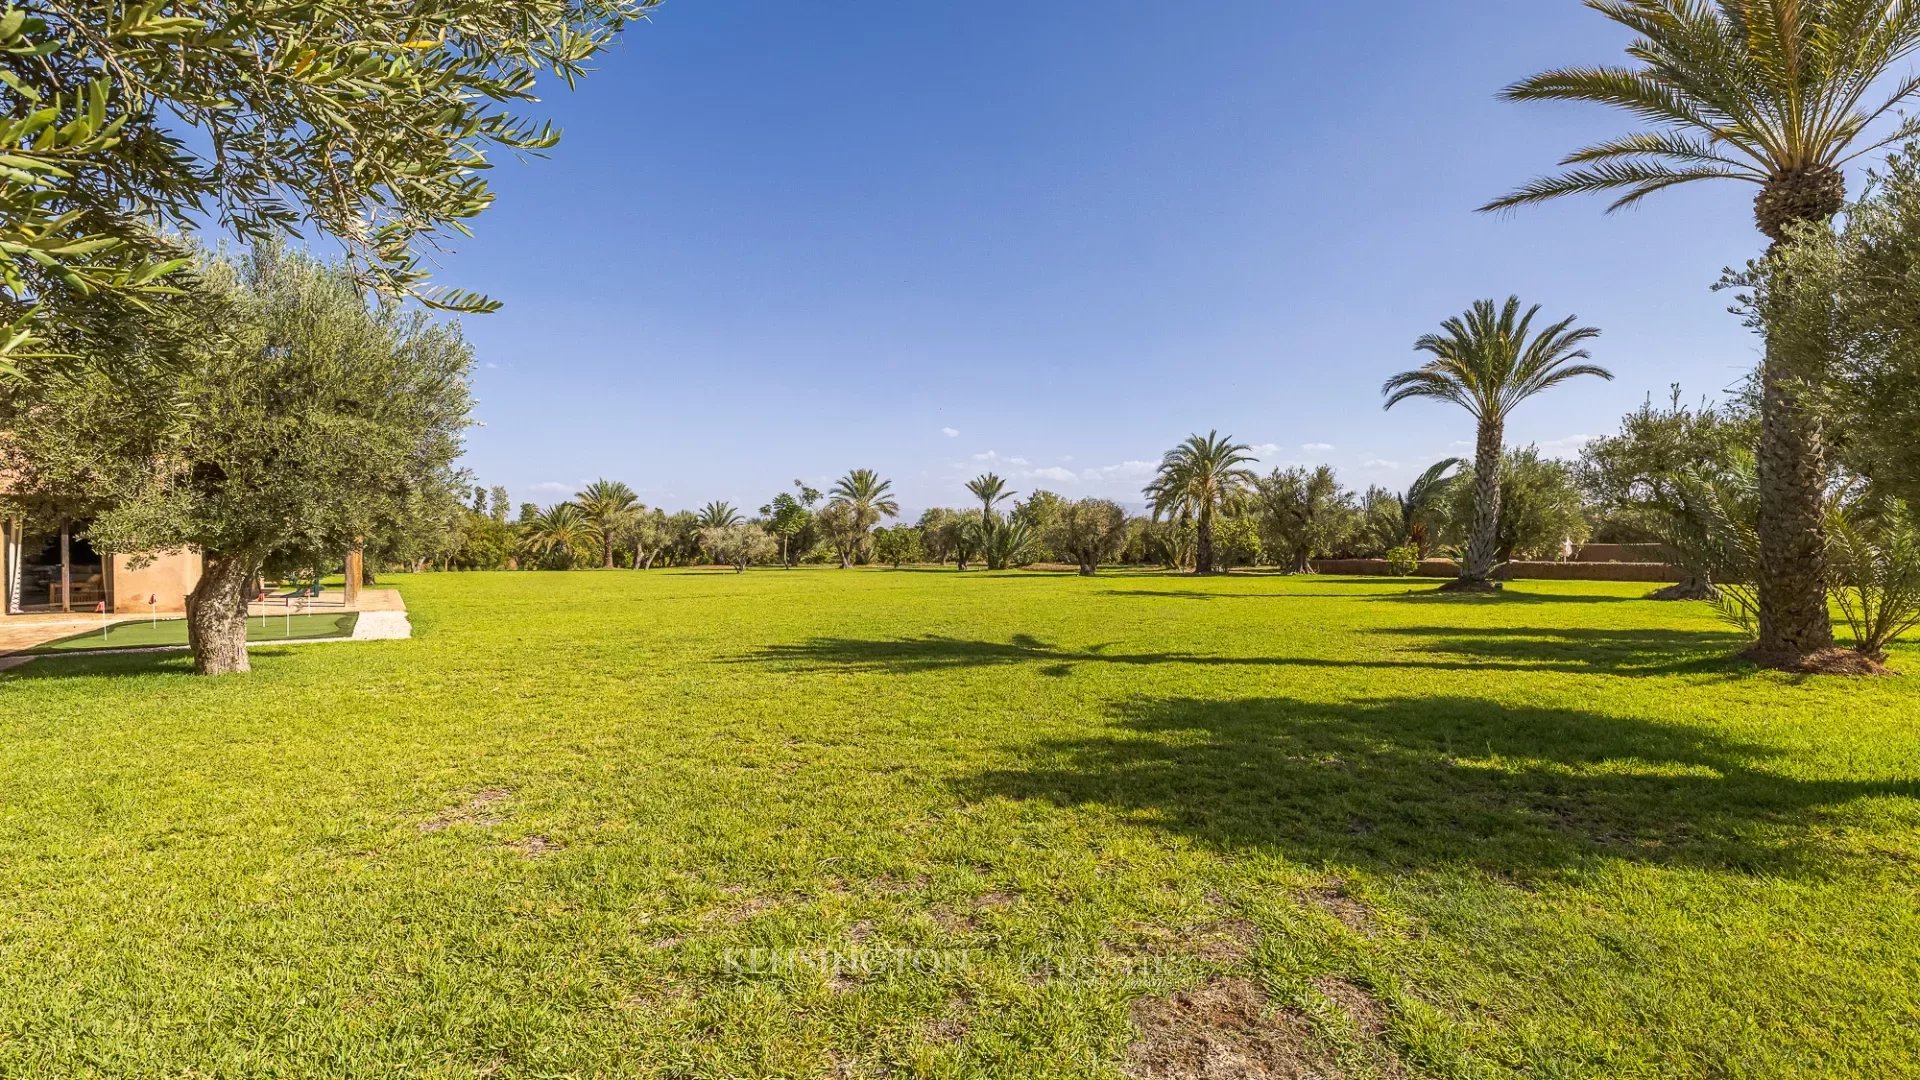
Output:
[0,569,1916,1078]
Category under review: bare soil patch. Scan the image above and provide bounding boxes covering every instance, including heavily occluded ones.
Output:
[508,834,561,858]
[418,788,511,832]
[1125,977,1333,1080]
[1741,645,1893,676]
[1301,881,1374,935]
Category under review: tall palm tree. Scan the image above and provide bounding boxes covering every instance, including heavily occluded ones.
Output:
[696,501,743,529]
[1483,1,1920,654]
[520,503,591,568]
[1383,298,1609,590]
[826,469,900,568]
[1143,431,1258,575]
[575,479,642,569]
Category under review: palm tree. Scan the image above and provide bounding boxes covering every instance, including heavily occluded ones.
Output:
[1484,2,1920,655]
[575,479,642,569]
[520,503,591,568]
[1383,298,1609,590]
[696,500,743,529]
[1143,431,1258,575]
[965,472,1019,569]
[966,473,1013,520]
[826,469,900,568]
[1396,457,1467,556]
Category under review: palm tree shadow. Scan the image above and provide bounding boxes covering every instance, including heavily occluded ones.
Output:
[729,627,1751,677]
[957,695,1911,880]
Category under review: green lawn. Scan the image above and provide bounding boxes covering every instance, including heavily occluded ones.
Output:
[25,611,358,653]
[1,569,1916,1078]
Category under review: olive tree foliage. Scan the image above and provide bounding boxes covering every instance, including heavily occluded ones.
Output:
[0,243,474,674]
[0,0,655,372]
[1045,498,1127,575]
[700,524,777,573]
[871,524,924,567]
[917,507,973,569]
[1741,140,1920,507]
[1212,515,1262,571]
[1446,446,1590,563]
[1254,465,1358,573]
[1578,387,1756,597]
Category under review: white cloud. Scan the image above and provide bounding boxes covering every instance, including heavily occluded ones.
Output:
[1248,442,1283,459]
[1028,466,1077,483]
[1360,458,1401,471]
[1535,434,1599,459]
[1301,442,1335,452]
[941,426,960,438]
[528,481,574,496]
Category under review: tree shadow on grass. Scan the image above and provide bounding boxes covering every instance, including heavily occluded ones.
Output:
[1376,625,1749,677]
[958,695,1914,880]
[730,627,1753,677]
[1101,580,1642,605]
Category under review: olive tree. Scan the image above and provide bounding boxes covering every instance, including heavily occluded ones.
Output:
[1045,498,1127,575]
[0,243,473,674]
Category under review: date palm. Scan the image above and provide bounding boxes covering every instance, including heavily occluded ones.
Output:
[1484,0,1920,655]
[966,473,1014,521]
[1384,298,1609,590]
[1143,431,1258,575]
[575,479,642,569]
[696,501,743,529]
[520,502,591,568]
[826,469,900,568]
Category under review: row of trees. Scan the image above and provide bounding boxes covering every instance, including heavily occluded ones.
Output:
[432,443,1600,578]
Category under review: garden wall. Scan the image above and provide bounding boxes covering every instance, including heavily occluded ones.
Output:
[1311,557,1683,583]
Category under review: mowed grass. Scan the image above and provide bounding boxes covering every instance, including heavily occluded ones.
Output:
[26,611,357,653]
[1,569,1917,1078]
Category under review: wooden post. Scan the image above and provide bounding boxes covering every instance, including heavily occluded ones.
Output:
[59,520,71,613]
[344,546,363,607]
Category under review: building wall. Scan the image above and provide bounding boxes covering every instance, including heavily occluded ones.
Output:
[111,550,202,613]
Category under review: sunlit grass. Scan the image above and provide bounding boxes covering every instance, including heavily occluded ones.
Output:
[0,568,1915,1078]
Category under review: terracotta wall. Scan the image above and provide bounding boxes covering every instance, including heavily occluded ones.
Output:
[1311,557,1683,583]
[111,550,201,613]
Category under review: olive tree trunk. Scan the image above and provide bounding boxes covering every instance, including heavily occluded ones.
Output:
[1753,352,1835,657]
[1458,418,1504,587]
[186,552,258,676]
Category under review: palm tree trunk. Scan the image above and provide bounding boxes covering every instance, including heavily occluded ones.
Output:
[1195,506,1215,575]
[1459,418,1504,586]
[1753,350,1834,657]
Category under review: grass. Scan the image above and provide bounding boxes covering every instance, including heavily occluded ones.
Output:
[25,611,358,653]
[0,568,1916,1078]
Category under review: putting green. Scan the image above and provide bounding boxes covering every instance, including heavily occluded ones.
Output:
[26,611,358,654]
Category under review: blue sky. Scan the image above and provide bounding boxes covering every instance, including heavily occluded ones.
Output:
[447,0,1781,517]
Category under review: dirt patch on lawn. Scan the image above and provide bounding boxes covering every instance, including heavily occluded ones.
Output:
[1125,977,1333,1080]
[419,788,511,832]
[508,834,561,858]
[1301,881,1374,935]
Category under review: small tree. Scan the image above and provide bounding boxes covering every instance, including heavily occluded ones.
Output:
[761,481,822,567]
[872,525,925,568]
[1047,498,1128,575]
[701,525,778,573]
[1256,466,1358,573]
[1212,516,1263,571]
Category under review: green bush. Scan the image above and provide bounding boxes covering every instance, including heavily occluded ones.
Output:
[1385,545,1421,577]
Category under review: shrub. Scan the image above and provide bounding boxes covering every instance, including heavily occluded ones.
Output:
[1385,545,1421,577]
